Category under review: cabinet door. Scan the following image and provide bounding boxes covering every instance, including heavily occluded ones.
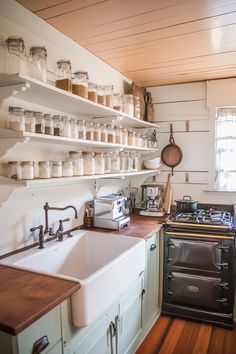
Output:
[146,232,160,323]
[118,275,143,354]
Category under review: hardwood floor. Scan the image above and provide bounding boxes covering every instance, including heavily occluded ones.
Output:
[136,316,236,354]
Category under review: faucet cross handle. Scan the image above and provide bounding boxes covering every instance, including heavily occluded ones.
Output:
[30,225,44,249]
[57,218,70,241]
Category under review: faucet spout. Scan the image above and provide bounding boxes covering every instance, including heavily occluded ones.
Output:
[43,202,78,234]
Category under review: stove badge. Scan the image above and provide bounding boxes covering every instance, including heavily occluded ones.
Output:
[186,285,199,293]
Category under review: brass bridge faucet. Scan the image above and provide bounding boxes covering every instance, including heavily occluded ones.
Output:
[44,202,78,235]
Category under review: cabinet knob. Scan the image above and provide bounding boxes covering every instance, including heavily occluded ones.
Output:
[150,244,157,251]
[32,335,49,354]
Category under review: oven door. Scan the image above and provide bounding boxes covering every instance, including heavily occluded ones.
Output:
[166,271,227,311]
[166,237,226,271]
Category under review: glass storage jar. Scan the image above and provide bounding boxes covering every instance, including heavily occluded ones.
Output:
[84,152,95,175]
[123,94,134,116]
[78,120,86,140]
[72,71,88,98]
[86,122,94,140]
[127,152,133,171]
[133,96,141,119]
[53,115,62,136]
[8,161,21,180]
[110,152,120,173]
[69,151,84,176]
[35,112,45,134]
[128,130,136,146]
[88,82,98,103]
[62,160,73,177]
[38,161,51,179]
[104,85,113,108]
[101,124,108,143]
[29,46,47,82]
[130,152,139,171]
[21,161,34,180]
[44,114,53,135]
[97,85,106,105]
[94,123,101,141]
[8,106,25,131]
[56,60,72,92]
[119,151,127,172]
[24,110,35,133]
[52,161,62,178]
[95,153,105,175]
[70,119,79,139]
[135,133,142,147]
[107,123,115,144]
[62,116,71,138]
[104,153,111,173]
[4,36,28,75]
[115,126,123,145]
[113,93,123,111]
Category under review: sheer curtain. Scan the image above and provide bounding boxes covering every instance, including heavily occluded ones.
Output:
[215,107,236,190]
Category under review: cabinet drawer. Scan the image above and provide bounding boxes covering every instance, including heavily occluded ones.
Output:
[18,305,61,354]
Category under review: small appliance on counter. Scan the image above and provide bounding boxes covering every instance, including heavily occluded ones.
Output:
[139,183,164,216]
[93,194,130,230]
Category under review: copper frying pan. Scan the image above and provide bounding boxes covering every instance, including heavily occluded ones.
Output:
[161,123,182,175]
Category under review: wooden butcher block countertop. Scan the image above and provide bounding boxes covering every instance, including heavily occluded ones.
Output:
[87,212,164,239]
[0,265,80,335]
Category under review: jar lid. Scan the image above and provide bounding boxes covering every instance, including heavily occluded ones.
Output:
[61,115,70,120]
[29,46,47,57]
[53,114,61,120]
[38,161,50,165]
[35,111,44,117]
[5,36,25,48]
[52,161,62,165]
[21,161,35,165]
[73,71,88,78]
[8,161,20,164]
[24,110,35,117]
[44,113,52,119]
[57,60,71,69]
[69,151,82,155]
[9,106,24,113]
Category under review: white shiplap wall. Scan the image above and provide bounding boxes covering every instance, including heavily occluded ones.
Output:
[148,81,236,204]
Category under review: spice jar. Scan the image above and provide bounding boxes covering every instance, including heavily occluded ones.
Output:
[133,96,141,119]
[78,120,86,140]
[8,161,21,180]
[95,153,105,175]
[84,152,95,175]
[115,126,123,145]
[97,85,106,105]
[29,46,47,82]
[88,82,98,103]
[56,60,72,92]
[135,133,142,147]
[44,114,53,135]
[62,160,73,177]
[104,153,111,173]
[113,93,123,111]
[123,94,134,116]
[38,161,51,179]
[86,122,94,140]
[110,152,120,173]
[107,123,115,144]
[119,151,127,172]
[24,110,35,133]
[122,129,128,145]
[128,130,136,146]
[72,71,88,98]
[69,151,84,176]
[53,115,62,136]
[52,161,62,178]
[104,85,113,108]
[70,119,79,139]
[35,112,45,134]
[101,124,108,143]
[4,36,28,75]
[62,116,71,138]
[8,106,25,131]
[94,123,101,141]
[21,161,34,180]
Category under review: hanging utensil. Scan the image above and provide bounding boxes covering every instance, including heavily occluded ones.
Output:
[161,123,182,176]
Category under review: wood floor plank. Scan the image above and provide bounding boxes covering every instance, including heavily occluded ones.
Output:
[208,325,236,354]
[158,318,186,354]
[135,316,172,354]
[192,324,212,354]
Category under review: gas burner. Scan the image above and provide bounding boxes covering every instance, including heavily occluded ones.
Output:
[170,209,233,227]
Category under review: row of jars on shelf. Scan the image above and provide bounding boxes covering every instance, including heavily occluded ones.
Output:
[2,36,141,118]
[7,151,141,180]
[8,106,158,149]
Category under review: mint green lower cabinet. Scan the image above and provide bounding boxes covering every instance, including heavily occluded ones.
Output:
[0,305,62,354]
[61,275,144,354]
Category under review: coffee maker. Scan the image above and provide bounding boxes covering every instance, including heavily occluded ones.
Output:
[139,183,164,216]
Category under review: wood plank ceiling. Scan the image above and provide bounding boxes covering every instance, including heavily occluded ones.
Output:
[16,0,236,87]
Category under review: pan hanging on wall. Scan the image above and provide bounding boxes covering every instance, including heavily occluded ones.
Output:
[161,123,183,176]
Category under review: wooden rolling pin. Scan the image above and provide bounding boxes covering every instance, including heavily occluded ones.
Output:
[164,173,171,214]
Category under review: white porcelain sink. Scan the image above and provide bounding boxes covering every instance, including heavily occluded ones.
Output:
[1,230,145,327]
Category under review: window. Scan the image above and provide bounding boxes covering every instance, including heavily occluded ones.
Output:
[214,107,236,190]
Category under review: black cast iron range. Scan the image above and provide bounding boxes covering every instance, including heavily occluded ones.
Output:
[162,204,236,328]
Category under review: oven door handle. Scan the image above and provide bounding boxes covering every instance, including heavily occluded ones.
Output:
[216,262,228,270]
[216,245,229,252]
[219,282,229,289]
[216,298,228,304]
